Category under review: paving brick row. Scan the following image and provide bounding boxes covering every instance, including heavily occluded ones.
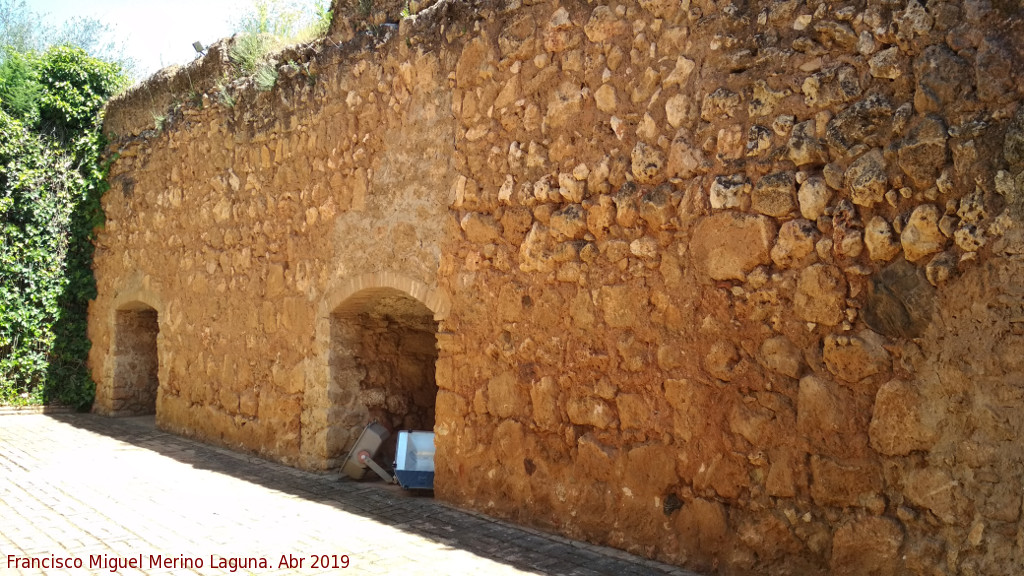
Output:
[1,414,698,576]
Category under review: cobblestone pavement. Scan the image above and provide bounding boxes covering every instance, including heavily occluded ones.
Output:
[0,414,699,576]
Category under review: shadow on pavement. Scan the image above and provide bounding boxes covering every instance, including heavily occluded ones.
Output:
[54,413,689,576]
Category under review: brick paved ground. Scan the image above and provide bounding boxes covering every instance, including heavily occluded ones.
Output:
[0,414,699,576]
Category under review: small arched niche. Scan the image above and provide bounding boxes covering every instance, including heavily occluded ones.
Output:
[111,302,160,415]
[330,287,439,463]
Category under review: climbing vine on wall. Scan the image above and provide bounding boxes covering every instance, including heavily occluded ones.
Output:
[0,45,128,408]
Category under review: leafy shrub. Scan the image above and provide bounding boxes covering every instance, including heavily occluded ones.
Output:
[0,46,127,409]
[36,46,127,138]
[0,49,41,124]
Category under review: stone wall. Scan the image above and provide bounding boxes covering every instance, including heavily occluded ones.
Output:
[91,0,1024,573]
[90,27,457,470]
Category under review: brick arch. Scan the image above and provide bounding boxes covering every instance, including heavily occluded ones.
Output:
[111,287,163,318]
[323,272,451,322]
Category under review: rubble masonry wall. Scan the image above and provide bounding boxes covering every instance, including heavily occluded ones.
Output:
[92,1,1024,573]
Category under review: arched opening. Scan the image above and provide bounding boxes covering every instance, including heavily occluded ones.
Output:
[330,288,439,466]
[111,303,159,415]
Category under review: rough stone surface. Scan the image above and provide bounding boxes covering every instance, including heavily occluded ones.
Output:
[845,148,888,207]
[897,115,948,189]
[1006,107,1024,169]
[771,219,818,269]
[869,47,903,79]
[667,133,703,179]
[798,176,831,220]
[751,172,796,217]
[794,264,847,325]
[901,204,946,262]
[709,175,750,210]
[825,95,893,155]
[830,516,904,576]
[594,84,616,113]
[810,456,883,508]
[759,336,802,379]
[863,261,934,338]
[869,379,937,455]
[91,2,1024,574]
[787,119,828,166]
[824,330,891,384]
[864,216,901,261]
[903,467,959,524]
[631,142,665,185]
[913,44,972,113]
[690,212,776,281]
[797,374,853,450]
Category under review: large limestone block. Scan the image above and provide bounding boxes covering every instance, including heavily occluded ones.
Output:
[1005,106,1024,169]
[788,119,828,166]
[810,455,883,507]
[825,94,893,154]
[824,330,891,383]
[667,131,703,178]
[869,379,938,455]
[794,264,846,325]
[845,148,888,207]
[530,377,561,430]
[617,394,653,430]
[898,115,948,189]
[575,434,618,482]
[594,84,616,113]
[830,516,904,576]
[493,420,527,475]
[913,44,972,113]
[727,401,777,446]
[736,513,804,565]
[583,5,627,42]
[862,260,935,338]
[901,204,945,262]
[709,175,750,210]
[631,142,665,184]
[798,175,831,220]
[674,498,729,567]
[797,375,847,444]
[546,81,584,129]
[664,378,711,443]
[771,219,819,269]
[486,371,529,419]
[690,212,776,281]
[519,223,554,272]
[766,448,804,498]
[599,284,649,328]
[567,396,616,429]
[759,335,803,379]
[751,171,797,217]
[865,216,901,261]
[624,444,677,495]
[543,7,579,53]
[549,204,587,239]
[903,467,960,524]
[692,451,748,499]
[456,37,492,88]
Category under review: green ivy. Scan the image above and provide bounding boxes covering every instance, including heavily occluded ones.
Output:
[0,45,127,409]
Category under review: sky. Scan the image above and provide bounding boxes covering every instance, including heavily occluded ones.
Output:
[29,0,251,81]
